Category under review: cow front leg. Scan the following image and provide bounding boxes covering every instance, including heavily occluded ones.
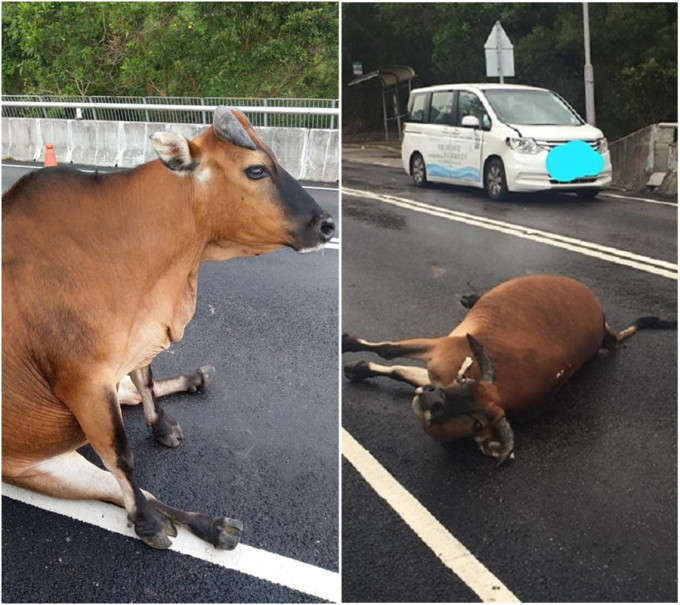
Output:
[129,365,184,448]
[56,383,178,548]
[148,497,243,550]
[344,361,430,388]
[4,451,242,550]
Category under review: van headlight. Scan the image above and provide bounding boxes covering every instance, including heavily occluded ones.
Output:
[595,137,608,154]
[506,137,541,154]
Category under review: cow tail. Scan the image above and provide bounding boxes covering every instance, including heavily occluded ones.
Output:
[603,316,677,349]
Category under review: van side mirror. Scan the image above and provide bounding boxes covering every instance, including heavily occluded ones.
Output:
[461,115,480,128]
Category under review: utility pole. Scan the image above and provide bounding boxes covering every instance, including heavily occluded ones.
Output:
[582,2,596,125]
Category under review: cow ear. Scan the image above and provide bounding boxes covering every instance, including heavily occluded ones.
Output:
[150,132,200,175]
[213,107,257,150]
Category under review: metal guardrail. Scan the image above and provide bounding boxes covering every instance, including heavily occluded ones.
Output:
[1,95,339,129]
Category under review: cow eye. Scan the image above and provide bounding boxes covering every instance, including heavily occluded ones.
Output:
[473,420,484,432]
[245,165,269,180]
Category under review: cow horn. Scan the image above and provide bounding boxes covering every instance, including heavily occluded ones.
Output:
[466,334,495,384]
[455,356,474,383]
[495,417,515,468]
[213,107,256,150]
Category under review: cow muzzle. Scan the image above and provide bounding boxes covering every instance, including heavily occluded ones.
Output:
[412,384,446,425]
[293,211,335,254]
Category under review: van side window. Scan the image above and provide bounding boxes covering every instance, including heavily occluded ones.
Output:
[456,91,489,128]
[428,92,455,125]
[408,93,427,122]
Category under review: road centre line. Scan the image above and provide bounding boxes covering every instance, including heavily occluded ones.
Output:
[342,429,520,603]
[3,483,339,602]
[343,187,677,280]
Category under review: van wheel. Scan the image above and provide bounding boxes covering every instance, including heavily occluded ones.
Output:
[411,153,428,187]
[484,158,508,201]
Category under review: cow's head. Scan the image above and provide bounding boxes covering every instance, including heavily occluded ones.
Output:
[411,334,514,466]
[150,107,335,260]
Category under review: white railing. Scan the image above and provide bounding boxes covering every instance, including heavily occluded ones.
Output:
[1,95,339,129]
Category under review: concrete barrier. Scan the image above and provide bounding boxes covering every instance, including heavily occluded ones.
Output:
[1,117,339,182]
[609,123,677,196]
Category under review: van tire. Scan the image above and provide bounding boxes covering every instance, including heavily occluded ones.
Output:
[484,158,508,201]
[576,188,600,199]
[411,153,428,187]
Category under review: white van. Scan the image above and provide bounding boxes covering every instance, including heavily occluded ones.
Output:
[401,83,612,200]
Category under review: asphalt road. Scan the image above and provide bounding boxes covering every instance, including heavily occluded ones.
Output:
[2,163,340,603]
[341,149,677,603]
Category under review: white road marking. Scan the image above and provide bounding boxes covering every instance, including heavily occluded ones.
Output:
[343,187,677,280]
[305,185,340,192]
[3,482,339,602]
[342,429,520,603]
[344,158,400,169]
[599,192,677,207]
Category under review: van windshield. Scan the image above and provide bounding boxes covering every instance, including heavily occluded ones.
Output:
[483,89,583,126]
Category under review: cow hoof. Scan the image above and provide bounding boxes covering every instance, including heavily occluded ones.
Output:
[211,516,243,550]
[152,414,184,448]
[133,509,177,549]
[197,364,216,391]
[342,332,361,352]
[139,531,173,550]
[344,361,373,382]
[188,365,216,393]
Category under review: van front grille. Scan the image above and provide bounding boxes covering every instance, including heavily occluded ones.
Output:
[537,139,599,152]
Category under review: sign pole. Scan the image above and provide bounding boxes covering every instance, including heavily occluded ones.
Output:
[496,22,504,84]
[582,2,596,125]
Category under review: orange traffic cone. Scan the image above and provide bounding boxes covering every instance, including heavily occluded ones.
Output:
[44,143,57,167]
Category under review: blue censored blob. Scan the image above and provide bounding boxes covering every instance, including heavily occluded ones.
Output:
[545,140,604,182]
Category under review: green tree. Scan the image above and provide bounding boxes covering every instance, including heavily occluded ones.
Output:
[341,2,677,140]
[2,2,338,98]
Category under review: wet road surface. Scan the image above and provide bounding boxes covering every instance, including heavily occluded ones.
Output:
[341,150,677,603]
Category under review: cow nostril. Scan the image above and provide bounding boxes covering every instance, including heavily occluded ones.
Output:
[318,216,335,241]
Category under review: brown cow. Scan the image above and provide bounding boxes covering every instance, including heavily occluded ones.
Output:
[343,275,675,466]
[2,107,335,549]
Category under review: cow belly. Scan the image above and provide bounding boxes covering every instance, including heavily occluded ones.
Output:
[495,340,600,417]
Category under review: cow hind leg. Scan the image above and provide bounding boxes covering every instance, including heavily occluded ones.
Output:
[119,365,216,405]
[342,332,436,362]
[344,361,430,388]
[129,365,184,448]
[603,317,678,349]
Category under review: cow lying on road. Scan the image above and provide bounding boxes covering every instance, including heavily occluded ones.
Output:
[3,107,335,549]
[343,275,675,466]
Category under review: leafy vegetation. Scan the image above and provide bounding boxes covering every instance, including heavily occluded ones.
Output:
[343,3,677,140]
[2,2,338,98]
